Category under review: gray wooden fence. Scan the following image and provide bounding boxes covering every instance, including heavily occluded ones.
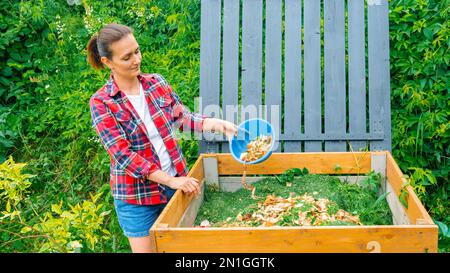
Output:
[198,0,391,154]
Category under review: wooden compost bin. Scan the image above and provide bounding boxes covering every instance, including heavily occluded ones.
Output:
[150,152,438,253]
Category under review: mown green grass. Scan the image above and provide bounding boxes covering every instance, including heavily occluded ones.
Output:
[195,174,393,226]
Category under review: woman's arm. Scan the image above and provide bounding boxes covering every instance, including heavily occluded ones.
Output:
[146,170,200,196]
[202,118,238,139]
[153,74,238,138]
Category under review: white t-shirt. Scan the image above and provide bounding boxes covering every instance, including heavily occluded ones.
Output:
[126,83,177,176]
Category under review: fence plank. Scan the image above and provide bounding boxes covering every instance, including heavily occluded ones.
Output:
[265,0,282,153]
[221,0,240,153]
[199,0,391,154]
[200,0,221,153]
[241,0,262,122]
[348,0,367,152]
[283,0,302,152]
[324,0,346,151]
[304,0,322,152]
[368,0,391,151]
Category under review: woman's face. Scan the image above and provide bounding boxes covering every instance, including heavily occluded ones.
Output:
[102,33,142,78]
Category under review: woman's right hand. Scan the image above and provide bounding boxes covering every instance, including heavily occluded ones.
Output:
[168,176,201,196]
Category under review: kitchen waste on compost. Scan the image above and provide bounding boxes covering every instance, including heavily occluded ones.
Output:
[195,170,392,228]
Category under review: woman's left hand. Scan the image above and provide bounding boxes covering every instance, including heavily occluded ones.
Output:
[203,118,238,140]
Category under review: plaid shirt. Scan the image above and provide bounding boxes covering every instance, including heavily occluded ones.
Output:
[90,73,206,205]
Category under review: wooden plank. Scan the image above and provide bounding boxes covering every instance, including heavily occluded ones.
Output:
[304,0,322,151]
[385,180,410,225]
[221,0,240,153]
[219,175,370,192]
[219,176,266,192]
[178,182,205,227]
[406,187,434,225]
[348,0,367,152]
[154,225,437,253]
[199,0,221,154]
[241,0,262,121]
[370,153,386,176]
[203,152,371,175]
[324,0,346,151]
[385,153,405,196]
[283,0,302,152]
[385,152,434,225]
[152,155,205,229]
[265,0,282,153]
[367,0,391,151]
[371,153,386,195]
[203,156,219,186]
[149,229,158,253]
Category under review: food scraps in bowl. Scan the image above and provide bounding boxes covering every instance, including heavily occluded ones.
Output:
[239,135,272,162]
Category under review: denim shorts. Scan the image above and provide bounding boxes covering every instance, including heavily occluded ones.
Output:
[113,186,176,238]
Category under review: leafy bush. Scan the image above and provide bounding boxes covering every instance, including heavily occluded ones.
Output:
[0,156,34,220]
[1,156,111,252]
[22,192,111,253]
[389,0,449,243]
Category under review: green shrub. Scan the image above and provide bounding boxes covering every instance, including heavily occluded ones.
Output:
[389,0,449,238]
[0,156,112,253]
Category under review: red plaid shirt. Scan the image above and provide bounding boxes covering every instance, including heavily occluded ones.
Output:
[89,73,207,205]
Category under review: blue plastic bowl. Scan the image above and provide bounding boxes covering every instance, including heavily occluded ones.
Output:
[229,118,275,165]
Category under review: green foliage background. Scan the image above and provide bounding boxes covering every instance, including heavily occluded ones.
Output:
[0,0,448,252]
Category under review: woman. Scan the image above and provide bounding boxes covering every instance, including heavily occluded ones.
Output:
[87,23,237,253]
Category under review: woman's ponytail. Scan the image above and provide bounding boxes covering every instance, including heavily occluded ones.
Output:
[86,34,104,70]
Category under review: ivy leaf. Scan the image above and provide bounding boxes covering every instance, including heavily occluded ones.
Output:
[424,172,437,185]
[302,167,309,175]
[2,67,12,77]
[399,190,409,209]
[292,168,302,176]
[423,28,433,40]
[435,220,450,238]
[420,79,427,90]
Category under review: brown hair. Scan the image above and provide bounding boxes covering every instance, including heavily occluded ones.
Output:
[86,23,133,70]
